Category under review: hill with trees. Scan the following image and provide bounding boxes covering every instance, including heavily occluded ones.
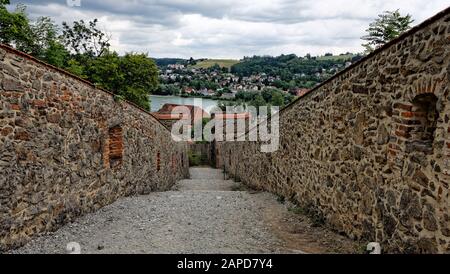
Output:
[191,59,240,70]
[153,58,186,67]
[230,53,363,89]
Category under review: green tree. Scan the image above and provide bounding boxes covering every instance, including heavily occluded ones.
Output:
[30,17,69,67]
[30,17,58,55]
[261,88,273,102]
[271,92,284,106]
[83,51,158,109]
[164,84,181,95]
[284,92,295,104]
[0,2,34,52]
[118,53,159,109]
[157,84,181,96]
[120,86,151,110]
[61,19,111,58]
[43,41,69,68]
[362,10,413,52]
[66,59,86,78]
[250,94,267,110]
[0,2,156,110]
[120,53,159,92]
[85,51,123,91]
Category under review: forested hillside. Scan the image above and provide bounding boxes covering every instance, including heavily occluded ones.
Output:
[230,54,363,89]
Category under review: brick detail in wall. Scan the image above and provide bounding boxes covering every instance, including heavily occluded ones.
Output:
[171,154,177,170]
[389,94,438,169]
[108,126,124,169]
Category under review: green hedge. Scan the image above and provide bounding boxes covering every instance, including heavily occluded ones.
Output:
[188,152,201,166]
[188,152,209,166]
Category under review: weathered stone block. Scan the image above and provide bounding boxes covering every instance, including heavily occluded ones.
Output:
[423,210,438,231]
[2,78,23,92]
[377,124,390,145]
[46,113,61,124]
[32,80,41,90]
[14,130,30,141]
[0,63,19,77]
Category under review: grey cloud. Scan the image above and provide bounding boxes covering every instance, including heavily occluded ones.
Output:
[7,0,450,58]
[13,0,183,26]
[13,0,371,25]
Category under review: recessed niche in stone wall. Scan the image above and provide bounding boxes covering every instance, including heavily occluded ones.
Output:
[108,125,124,169]
[406,94,438,155]
[389,94,439,168]
[172,154,176,170]
[157,151,161,171]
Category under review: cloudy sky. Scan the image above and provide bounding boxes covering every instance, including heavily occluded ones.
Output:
[8,0,450,59]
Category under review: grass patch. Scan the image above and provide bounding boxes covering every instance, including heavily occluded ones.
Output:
[287,203,326,228]
[358,243,370,254]
[288,206,305,215]
[316,54,354,61]
[231,184,247,191]
[276,195,286,204]
[191,59,240,69]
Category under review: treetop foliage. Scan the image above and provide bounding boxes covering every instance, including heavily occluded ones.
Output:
[61,19,111,57]
[362,9,414,52]
[0,2,157,110]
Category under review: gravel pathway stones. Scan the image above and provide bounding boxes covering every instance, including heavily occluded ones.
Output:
[9,167,360,254]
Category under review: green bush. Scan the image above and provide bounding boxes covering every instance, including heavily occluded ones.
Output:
[188,152,201,166]
[200,154,208,164]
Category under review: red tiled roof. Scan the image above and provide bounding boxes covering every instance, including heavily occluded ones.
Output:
[151,113,190,120]
[158,104,209,117]
[212,113,251,120]
[296,88,311,97]
[153,103,210,122]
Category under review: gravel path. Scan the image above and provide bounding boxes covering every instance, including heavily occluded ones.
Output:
[9,167,360,254]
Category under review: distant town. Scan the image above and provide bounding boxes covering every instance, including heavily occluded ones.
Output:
[155,53,364,106]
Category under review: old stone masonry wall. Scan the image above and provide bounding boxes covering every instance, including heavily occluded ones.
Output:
[218,8,450,253]
[0,45,189,251]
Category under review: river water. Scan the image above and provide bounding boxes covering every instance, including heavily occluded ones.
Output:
[150,95,219,113]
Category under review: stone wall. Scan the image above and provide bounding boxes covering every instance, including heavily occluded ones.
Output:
[0,45,189,251]
[217,8,450,253]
